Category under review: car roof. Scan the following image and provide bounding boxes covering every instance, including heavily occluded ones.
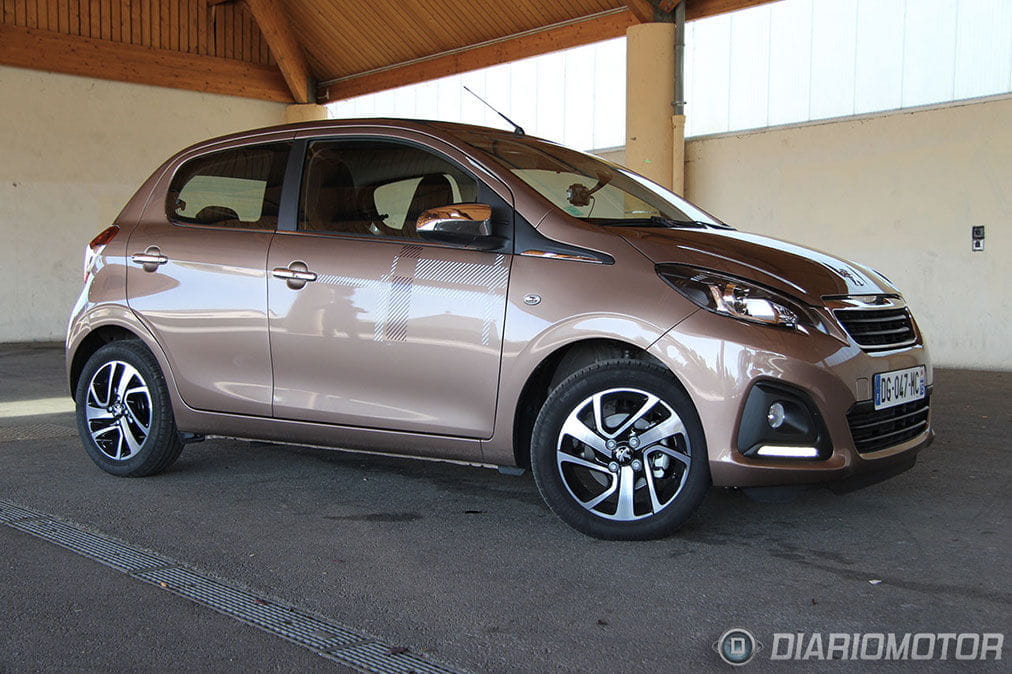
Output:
[177,118,542,157]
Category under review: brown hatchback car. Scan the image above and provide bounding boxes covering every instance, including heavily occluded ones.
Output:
[68,119,932,539]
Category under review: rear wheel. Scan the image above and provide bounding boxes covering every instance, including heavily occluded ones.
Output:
[75,340,183,477]
[531,359,710,540]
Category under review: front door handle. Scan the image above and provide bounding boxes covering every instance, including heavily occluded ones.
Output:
[131,246,168,272]
[272,261,317,289]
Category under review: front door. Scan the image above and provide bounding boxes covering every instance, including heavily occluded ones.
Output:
[267,137,512,437]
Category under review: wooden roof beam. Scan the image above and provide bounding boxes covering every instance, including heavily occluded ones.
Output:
[0,23,291,102]
[242,0,314,103]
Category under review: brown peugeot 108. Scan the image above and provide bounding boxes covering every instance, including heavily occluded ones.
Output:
[67,119,932,539]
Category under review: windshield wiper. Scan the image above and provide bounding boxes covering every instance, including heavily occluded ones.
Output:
[597,216,712,229]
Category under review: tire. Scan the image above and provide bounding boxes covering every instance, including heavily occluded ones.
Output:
[75,340,184,477]
[531,359,710,540]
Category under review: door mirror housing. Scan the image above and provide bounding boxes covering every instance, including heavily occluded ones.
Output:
[416,204,499,249]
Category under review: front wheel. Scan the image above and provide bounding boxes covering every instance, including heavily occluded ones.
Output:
[531,359,710,540]
[75,340,183,477]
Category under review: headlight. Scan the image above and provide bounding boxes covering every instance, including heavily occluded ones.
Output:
[657,264,817,330]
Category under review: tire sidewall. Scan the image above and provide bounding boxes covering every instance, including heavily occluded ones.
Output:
[531,360,711,540]
[75,340,178,477]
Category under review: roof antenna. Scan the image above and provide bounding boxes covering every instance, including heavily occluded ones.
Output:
[463,85,525,136]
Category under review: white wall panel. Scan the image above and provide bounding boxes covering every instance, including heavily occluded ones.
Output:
[562,45,596,149]
[728,6,771,131]
[854,0,905,114]
[767,0,813,126]
[509,58,539,132]
[414,80,439,120]
[685,15,732,136]
[902,0,959,107]
[809,0,859,120]
[593,38,625,148]
[535,51,567,143]
[435,75,462,122]
[954,0,1012,99]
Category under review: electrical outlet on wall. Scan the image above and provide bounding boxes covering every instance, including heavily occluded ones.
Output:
[972,225,985,252]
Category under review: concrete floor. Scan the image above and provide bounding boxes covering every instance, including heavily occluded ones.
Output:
[0,344,1009,672]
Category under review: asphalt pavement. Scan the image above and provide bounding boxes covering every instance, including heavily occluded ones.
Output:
[0,344,1008,672]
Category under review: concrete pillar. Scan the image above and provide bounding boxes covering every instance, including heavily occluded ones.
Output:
[626,23,675,191]
[625,22,686,195]
[284,103,328,124]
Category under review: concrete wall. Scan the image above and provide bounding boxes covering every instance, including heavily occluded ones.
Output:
[0,65,286,343]
[599,96,1011,370]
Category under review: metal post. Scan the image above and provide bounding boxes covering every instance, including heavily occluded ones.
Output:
[674,0,685,115]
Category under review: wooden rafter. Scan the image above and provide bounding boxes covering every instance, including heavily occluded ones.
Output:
[241,0,314,103]
[0,23,291,102]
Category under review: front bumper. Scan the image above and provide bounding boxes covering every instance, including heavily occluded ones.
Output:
[648,308,933,488]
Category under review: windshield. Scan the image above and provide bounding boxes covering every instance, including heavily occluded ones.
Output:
[452,129,724,227]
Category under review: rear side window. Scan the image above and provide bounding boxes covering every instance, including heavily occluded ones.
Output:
[167,143,290,229]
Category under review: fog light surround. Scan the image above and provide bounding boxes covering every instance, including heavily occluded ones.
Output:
[737,381,831,460]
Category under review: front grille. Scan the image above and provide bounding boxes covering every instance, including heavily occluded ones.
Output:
[834,307,916,350]
[847,393,930,453]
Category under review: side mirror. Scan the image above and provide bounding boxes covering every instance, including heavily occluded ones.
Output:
[416,204,499,249]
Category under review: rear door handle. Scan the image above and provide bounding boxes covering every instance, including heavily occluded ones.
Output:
[272,261,317,289]
[131,247,168,271]
[271,268,317,282]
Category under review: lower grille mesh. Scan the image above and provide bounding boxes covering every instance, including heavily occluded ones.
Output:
[847,393,930,453]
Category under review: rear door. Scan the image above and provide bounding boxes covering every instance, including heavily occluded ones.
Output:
[126,139,292,416]
[266,134,513,437]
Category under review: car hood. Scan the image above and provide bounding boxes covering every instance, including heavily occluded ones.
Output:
[618,227,896,305]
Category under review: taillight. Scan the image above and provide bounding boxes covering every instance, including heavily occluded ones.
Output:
[84,225,119,281]
[90,225,120,250]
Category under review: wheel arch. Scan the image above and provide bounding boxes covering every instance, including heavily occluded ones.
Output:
[68,307,175,404]
[69,325,144,397]
[511,337,692,470]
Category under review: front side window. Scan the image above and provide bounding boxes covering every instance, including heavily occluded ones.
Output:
[299,140,477,239]
[167,143,290,229]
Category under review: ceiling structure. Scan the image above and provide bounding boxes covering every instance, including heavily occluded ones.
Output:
[0,0,779,104]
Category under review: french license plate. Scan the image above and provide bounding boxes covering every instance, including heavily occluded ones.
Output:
[873,366,926,410]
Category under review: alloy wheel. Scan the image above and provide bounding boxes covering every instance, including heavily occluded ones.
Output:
[555,387,692,521]
[84,360,152,461]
